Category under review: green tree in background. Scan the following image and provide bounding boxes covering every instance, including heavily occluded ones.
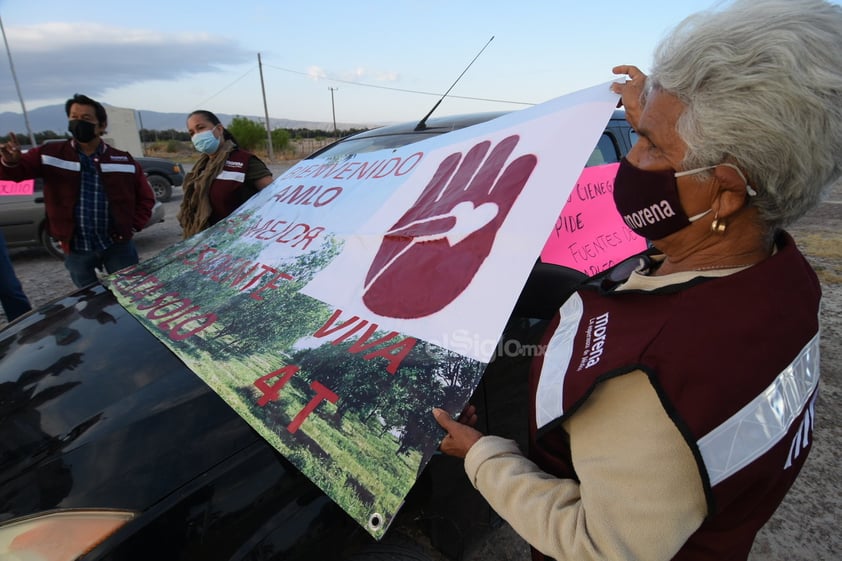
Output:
[271,128,291,152]
[228,116,268,151]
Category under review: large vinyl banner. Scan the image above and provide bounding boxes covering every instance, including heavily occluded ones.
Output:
[104,83,622,538]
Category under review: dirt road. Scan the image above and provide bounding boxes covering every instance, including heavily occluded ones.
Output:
[2,175,840,560]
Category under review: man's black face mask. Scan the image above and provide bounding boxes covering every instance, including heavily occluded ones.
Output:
[68,120,97,143]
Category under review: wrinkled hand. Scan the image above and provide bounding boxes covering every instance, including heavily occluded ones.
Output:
[0,131,22,165]
[610,65,647,131]
[433,404,484,459]
[362,136,537,319]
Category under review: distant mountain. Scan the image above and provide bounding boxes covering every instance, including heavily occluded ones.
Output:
[0,105,68,135]
[0,104,380,135]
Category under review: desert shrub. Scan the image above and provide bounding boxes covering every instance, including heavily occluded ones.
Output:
[272,128,290,152]
[228,116,267,151]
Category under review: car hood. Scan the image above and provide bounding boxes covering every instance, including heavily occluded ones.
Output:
[0,285,260,523]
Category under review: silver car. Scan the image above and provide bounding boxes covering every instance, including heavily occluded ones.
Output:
[0,176,165,258]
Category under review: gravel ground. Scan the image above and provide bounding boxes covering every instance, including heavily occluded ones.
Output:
[2,167,840,560]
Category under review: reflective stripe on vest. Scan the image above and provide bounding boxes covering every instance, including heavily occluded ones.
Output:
[534,291,821,485]
[535,293,584,429]
[100,163,136,174]
[216,170,246,182]
[41,154,80,171]
[698,331,820,485]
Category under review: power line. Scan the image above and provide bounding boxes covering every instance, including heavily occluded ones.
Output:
[262,62,536,107]
[195,66,258,108]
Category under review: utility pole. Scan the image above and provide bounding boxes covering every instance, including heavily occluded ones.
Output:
[328,87,339,139]
[258,52,274,162]
[0,14,36,147]
[137,111,146,155]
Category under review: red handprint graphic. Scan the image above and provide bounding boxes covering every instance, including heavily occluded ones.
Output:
[362,135,537,318]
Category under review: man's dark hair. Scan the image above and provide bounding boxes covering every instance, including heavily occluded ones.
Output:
[65,94,108,126]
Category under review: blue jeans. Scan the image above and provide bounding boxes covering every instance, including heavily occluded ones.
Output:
[64,240,140,288]
[0,230,32,321]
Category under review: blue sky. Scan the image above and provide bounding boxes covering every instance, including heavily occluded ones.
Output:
[0,1,766,127]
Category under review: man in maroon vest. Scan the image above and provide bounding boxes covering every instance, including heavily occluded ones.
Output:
[0,94,154,288]
[434,1,841,559]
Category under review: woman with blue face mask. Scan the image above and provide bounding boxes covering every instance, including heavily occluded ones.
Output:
[177,110,274,238]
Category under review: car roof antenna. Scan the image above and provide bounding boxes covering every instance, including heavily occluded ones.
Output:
[414,36,495,132]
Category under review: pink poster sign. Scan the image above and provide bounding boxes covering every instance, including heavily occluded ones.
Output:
[0,179,35,196]
[540,163,647,276]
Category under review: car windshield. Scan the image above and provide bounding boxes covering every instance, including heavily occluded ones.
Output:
[309,111,511,161]
[312,131,444,160]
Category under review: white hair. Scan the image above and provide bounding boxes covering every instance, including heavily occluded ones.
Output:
[649,0,842,227]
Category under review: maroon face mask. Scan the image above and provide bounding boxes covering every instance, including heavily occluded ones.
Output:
[612,157,709,240]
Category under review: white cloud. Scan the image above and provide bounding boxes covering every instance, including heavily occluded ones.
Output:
[332,67,400,84]
[307,66,328,81]
[375,71,399,82]
[0,22,252,106]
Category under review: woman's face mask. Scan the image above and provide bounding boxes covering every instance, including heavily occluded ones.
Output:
[191,128,220,154]
[612,158,715,240]
[613,158,756,240]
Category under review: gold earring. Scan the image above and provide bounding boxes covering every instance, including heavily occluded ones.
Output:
[711,214,727,234]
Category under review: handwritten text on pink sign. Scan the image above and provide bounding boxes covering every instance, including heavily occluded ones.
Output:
[0,179,35,196]
[541,163,646,276]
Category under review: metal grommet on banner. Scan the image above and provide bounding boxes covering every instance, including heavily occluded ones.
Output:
[367,512,383,533]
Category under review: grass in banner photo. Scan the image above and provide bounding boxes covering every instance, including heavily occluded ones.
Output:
[104,215,486,537]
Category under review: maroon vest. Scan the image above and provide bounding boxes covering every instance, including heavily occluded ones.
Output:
[4,140,149,242]
[529,231,820,561]
[208,150,257,224]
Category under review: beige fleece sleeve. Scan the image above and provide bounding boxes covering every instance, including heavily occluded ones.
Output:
[464,371,707,561]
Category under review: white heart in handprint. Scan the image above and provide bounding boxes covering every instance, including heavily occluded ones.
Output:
[441,201,498,245]
[384,201,499,245]
[362,135,537,318]
[364,201,499,294]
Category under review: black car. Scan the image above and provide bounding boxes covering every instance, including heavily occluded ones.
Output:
[0,111,635,560]
[136,157,185,202]
[310,110,635,164]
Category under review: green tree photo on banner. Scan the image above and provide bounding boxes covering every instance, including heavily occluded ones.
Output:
[103,83,623,538]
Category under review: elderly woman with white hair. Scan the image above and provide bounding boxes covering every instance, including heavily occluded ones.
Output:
[433,0,842,560]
